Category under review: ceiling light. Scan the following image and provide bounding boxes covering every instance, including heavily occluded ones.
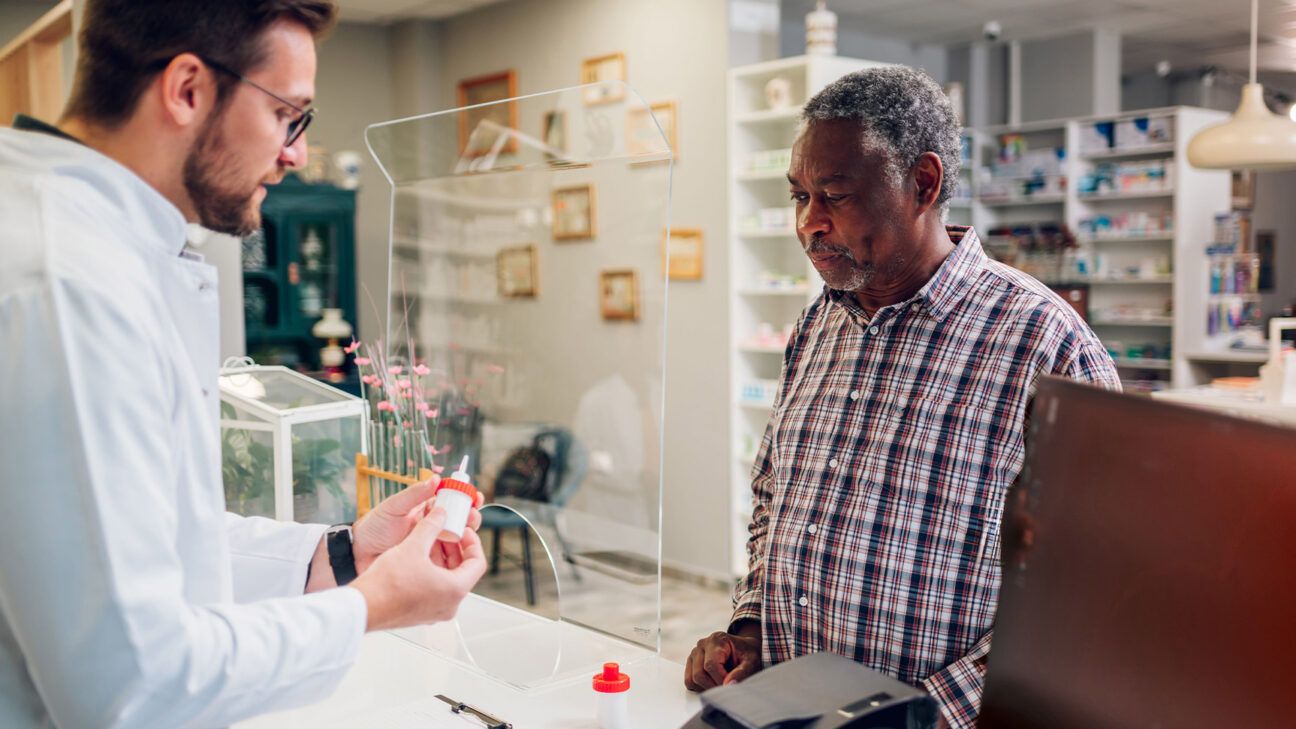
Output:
[1188,0,1296,170]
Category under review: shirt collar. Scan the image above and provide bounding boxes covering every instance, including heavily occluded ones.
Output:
[826,225,988,324]
[7,115,189,258]
[12,114,82,145]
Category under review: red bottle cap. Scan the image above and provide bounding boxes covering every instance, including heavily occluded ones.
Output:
[592,662,630,693]
[436,478,483,507]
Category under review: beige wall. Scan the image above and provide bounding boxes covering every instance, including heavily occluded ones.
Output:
[310,21,399,347]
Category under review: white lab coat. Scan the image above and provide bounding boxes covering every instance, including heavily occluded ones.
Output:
[0,127,367,728]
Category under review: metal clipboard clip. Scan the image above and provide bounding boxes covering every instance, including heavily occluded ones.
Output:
[434,694,512,729]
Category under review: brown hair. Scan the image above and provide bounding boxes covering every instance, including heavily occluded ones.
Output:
[62,0,337,126]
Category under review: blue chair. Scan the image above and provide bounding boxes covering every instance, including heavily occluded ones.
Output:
[480,426,586,605]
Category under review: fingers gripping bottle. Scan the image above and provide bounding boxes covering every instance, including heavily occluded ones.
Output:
[593,662,630,729]
[434,455,480,541]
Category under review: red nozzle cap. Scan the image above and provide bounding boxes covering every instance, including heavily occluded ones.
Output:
[436,478,482,507]
[592,662,630,693]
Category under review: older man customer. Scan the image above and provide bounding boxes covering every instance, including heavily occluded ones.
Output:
[684,67,1120,728]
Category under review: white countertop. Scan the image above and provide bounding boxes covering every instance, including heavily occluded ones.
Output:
[236,594,701,729]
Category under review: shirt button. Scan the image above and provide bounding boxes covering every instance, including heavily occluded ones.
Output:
[807,524,817,534]
[829,458,839,468]
[911,303,920,311]
[201,388,209,397]
[868,325,879,335]
[798,596,809,607]
[850,390,860,401]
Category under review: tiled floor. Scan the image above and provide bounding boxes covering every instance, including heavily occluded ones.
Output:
[474,528,735,665]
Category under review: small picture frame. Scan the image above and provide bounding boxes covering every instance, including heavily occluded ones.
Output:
[626,100,678,163]
[552,184,597,241]
[542,110,567,162]
[456,70,518,157]
[663,228,703,281]
[600,269,639,321]
[497,245,538,298]
[580,52,627,106]
[1231,169,1255,210]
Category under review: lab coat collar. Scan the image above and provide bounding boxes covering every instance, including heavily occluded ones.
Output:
[0,121,189,258]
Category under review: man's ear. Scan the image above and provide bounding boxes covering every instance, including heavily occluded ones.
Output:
[156,53,215,131]
[912,151,944,215]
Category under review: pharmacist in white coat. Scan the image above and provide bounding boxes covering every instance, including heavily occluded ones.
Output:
[0,2,486,728]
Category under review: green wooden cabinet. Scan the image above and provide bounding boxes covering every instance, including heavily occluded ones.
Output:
[240,173,358,374]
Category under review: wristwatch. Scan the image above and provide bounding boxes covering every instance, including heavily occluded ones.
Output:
[326,524,357,586]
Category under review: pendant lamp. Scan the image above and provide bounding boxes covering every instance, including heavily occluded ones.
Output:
[1187,0,1296,170]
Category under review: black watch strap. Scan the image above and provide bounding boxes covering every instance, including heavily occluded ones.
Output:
[326,526,357,586]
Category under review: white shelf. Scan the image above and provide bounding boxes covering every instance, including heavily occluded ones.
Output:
[735,107,802,124]
[1081,235,1174,244]
[1183,350,1268,364]
[737,286,810,297]
[1091,316,1175,327]
[1080,143,1176,160]
[1114,357,1173,370]
[977,194,1066,206]
[1085,277,1174,285]
[1078,188,1174,202]
[738,229,797,239]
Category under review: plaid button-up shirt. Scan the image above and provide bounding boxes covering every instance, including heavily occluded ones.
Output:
[732,226,1120,728]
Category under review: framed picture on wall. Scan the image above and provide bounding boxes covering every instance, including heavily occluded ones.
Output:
[1231,170,1255,210]
[663,228,703,281]
[551,184,597,240]
[600,269,639,321]
[626,100,678,163]
[456,70,518,157]
[542,110,567,161]
[580,52,627,105]
[497,245,538,298]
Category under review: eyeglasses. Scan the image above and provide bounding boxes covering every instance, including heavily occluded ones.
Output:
[200,56,316,148]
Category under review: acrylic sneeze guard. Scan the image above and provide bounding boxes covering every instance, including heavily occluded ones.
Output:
[366,81,673,691]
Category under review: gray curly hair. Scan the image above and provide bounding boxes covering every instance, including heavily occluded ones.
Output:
[801,66,961,211]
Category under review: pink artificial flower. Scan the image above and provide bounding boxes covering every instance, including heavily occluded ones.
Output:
[377,401,396,412]
[402,420,413,428]
[432,465,445,475]
[413,364,431,376]
[398,378,412,389]
[406,459,415,469]
[388,366,403,375]
[344,339,361,354]
[415,401,430,412]
[400,390,413,399]
[427,408,439,418]
[392,435,401,446]
[354,357,371,366]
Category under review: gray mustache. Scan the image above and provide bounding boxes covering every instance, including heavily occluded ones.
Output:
[805,238,855,262]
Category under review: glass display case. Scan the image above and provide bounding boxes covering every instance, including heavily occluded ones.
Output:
[218,363,369,524]
[365,79,672,691]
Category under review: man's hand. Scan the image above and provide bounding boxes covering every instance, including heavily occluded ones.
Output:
[352,478,482,574]
[349,506,488,631]
[684,622,762,691]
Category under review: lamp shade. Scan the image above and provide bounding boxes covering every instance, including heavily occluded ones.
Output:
[311,308,353,340]
[1188,83,1296,170]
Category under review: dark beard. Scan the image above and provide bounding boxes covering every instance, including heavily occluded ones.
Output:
[183,112,262,236]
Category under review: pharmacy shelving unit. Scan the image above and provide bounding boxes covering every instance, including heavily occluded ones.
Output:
[727,55,885,576]
[1067,107,1229,391]
[968,107,1230,393]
